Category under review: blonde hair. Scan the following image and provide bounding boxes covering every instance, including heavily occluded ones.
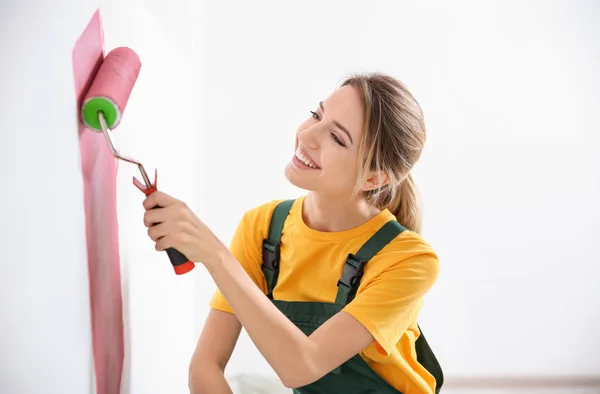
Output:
[342,73,426,233]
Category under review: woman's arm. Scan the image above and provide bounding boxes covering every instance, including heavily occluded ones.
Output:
[189,309,242,394]
[204,251,374,389]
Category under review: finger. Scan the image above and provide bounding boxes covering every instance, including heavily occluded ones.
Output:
[155,235,171,251]
[143,191,180,210]
[155,233,183,252]
[147,222,170,242]
[143,206,171,227]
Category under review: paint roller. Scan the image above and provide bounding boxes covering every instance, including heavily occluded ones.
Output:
[80,46,195,275]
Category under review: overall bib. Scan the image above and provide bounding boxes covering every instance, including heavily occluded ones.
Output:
[261,200,444,394]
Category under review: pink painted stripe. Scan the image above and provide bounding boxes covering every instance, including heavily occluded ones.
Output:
[72,9,124,394]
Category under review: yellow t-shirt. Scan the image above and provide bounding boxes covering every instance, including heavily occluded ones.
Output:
[209,196,440,394]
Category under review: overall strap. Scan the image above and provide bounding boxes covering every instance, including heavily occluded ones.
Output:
[335,220,406,306]
[261,199,295,299]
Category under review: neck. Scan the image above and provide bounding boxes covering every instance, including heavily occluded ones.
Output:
[302,192,381,232]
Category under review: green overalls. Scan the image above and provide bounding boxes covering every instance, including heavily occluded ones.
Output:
[261,200,444,394]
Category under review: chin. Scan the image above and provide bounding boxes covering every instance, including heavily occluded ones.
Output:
[284,163,316,191]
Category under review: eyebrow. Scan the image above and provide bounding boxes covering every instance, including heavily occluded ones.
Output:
[319,102,354,145]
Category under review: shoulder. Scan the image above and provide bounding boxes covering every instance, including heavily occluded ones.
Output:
[363,229,440,288]
[241,199,283,221]
[228,198,296,270]
[384,229,439,261]
[237,198,298,238]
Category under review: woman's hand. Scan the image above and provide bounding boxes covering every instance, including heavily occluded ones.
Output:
[142,191,228,265]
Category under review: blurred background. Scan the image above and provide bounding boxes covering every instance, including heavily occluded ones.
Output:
[1,0,599,393]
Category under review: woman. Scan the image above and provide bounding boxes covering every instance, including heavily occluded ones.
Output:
[142,73,443,393]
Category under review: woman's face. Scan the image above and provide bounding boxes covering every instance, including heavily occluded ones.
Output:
[284,85,366,198]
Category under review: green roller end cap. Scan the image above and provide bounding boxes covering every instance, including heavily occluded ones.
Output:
[81,97,120,131]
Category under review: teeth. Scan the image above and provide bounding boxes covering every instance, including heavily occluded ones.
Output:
[295,150,318,168]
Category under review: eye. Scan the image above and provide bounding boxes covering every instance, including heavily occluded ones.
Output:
[309,110,345,147]
[331,133,346,147]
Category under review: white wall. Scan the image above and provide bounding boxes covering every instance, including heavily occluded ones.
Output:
[201,0,600,383]
[0,2,96,393]
[0,1,203,393]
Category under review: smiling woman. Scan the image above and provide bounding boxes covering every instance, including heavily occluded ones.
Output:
[141,72,442,394]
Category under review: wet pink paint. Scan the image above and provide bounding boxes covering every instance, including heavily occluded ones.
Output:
[72,9,124,394]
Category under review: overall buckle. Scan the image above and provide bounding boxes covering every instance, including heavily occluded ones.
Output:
[262,239,280,272]
[337,254,366,289]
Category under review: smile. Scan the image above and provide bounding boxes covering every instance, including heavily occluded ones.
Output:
[293,149,320,170]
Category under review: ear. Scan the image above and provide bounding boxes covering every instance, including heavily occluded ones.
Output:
[359,170,391,192]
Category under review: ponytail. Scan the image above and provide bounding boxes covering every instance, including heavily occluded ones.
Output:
[388,173,422,234]
[343,73,426,232]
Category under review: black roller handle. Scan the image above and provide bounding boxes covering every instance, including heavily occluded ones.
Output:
[150,204,195,275]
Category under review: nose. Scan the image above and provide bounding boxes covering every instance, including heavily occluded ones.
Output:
[297,122,323,150]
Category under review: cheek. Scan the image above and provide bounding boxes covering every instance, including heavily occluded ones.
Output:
[323,147,356,179]
[334,151,358,188]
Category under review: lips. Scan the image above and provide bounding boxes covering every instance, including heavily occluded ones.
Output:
[295,148,320,169]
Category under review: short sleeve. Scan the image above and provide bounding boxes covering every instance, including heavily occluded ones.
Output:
[208,211,269,313]
[341,252,440,357]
